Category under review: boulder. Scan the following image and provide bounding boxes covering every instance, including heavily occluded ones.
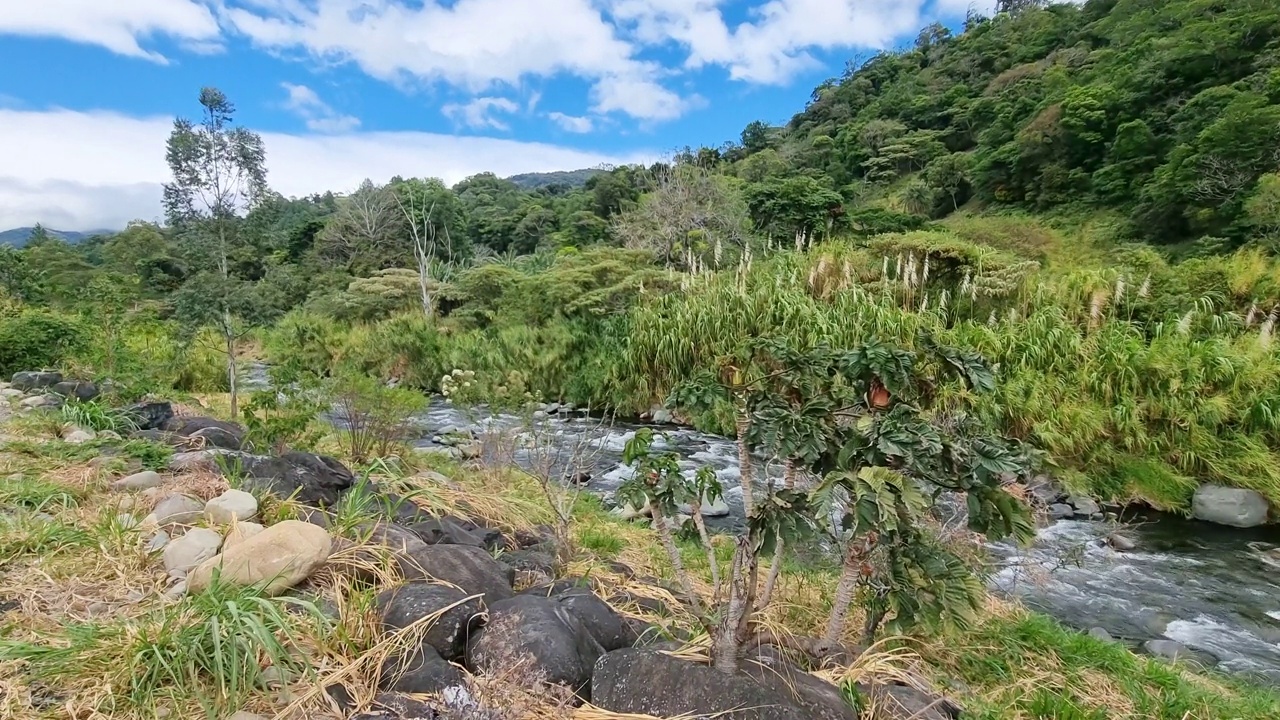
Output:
[355,692,441,720]
[592,648,827,720]
[162,416,246,450]
[858,683,959,720]
[1048,503,1074,519]
[681,494,731,518]
[1192,485,1270,528]
[1088,627,1113,641]
[1025,474,1065,504]
[146,530,170,554]
[150,494,205,525]
[111,470,164,492]
[407,516,487,547]
[51,380,98,401]
[204,489,259,524]
[1107,533,1137,552]
[466,595,603,696]
[122,401,174,431]
[163,527,224,575]
[1068,495,1100,516]
[555,589,636,651]
[222,521,265,552]
[742,647,862,720]
[62,427,96,444]
[20,394,61,410]
[399,544,514,603]
[1143,639,1217,666]
[11,371,63,391]
[498,548,558,582]
[458,442,483,460]
[236,452,355,507]
[377,582,485,661]
[0,388,24,400]
[188,520,331,595]
[379,643,466,695]
[363,522,432,556]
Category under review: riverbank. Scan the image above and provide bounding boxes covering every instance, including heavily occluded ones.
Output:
[1,389,1277,719]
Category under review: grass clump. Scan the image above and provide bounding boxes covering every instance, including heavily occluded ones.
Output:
[59,400,138,433]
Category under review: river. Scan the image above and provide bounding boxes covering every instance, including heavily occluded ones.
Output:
[408,397,1280,684]
[241,366,1280,683]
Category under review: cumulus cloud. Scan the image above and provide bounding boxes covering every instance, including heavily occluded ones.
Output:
[547,112,595,134]
[281,82,361,133]
[441,97,521,131]
[0,108,652,230]
[0,0,221,62]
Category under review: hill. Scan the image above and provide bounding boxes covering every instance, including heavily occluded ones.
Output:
[0,226,109,247]
[505,168,602,189]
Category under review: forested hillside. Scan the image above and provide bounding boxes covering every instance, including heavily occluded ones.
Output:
[3,0,1280,513]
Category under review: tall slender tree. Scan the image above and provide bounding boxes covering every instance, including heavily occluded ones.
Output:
[163,87,268,417]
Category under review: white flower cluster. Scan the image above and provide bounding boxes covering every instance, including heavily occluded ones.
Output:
[440,369,476,400]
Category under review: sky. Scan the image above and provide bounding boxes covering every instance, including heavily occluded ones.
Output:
[0,0,988,231]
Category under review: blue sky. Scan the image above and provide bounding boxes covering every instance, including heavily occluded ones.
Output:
[0,0,984,230]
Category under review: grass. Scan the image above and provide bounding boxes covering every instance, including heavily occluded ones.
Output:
[0,405,1277,720]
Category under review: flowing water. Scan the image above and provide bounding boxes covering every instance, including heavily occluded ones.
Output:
[408,398,1280,684]
[242,365,1280,683]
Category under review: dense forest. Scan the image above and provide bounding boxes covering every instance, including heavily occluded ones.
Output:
[3,0,1280,514]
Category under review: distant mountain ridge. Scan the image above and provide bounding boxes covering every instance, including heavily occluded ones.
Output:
[505,168,602,189]
[0,227,110,247]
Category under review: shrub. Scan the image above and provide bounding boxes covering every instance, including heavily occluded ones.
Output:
[329,372,427,464]
[0,309,87,376]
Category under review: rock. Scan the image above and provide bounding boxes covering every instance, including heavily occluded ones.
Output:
[743,647,863,720]
[98,429,121,441]
[458,442,482,460]
[20,394,60,410]
[407,516,488,548]
[1107,533,1137,552]
[188,520,332,595]
[1067,495,1100,516]
[377,582,486,661]
[1026,474,1065,504]
[0,388,24,400]
[566,471,592,486]
[363,522,432,555]
[499,549,558,581]
[116,513,140,530]
[228,712,267,720]
[11,371,63,391]
[237,451,356,507]
[680,494,730,518]
[204,489,259,524]
[223,521,265,552]
[423,447,463,461]
[122,401,175,431]
[1146,635,1213,666]
[532,410,549,421]
[51,380,98,401]
[151,494,205,525]
[164,579,188,600]
[111,470,163,492]
[466,595,603,696]
[358,692,442,720]
[591,648,842,720]
[1192,484,1270,528]
[858,683,959,720]
[380,643,465,695]
[1048,503,1074,519]
[399,544,514,603]
[163,528,224,575]
[1088,627,1113,641]
[63,427,96,444]
[555,589,637,651]
[168,449,233,472]
[146,531,170,553]
[162,416,246,450]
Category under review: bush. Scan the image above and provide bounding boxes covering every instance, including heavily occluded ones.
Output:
[0,309,88,376]
[329,372,427,464]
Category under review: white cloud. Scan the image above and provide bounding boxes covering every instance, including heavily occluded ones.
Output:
[226,0,683,121]
[0,0,221,62]
[441,97,521,131]
[609,0,931,84]
[546,112,595,134]
[281,82,361,133]
[0,108,651,230]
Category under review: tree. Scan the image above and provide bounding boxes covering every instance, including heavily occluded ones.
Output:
[163,87,269,418]
[393,178,466,317]
[316,179,405,272]
[744,176,844,248]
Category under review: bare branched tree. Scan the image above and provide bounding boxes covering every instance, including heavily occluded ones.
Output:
[395,188,459,318]
[318,179,404,270]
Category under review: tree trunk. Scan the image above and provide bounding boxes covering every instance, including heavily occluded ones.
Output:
[714,536,756,675]
[691,507,721,602]
[758,534,784,610]
[734,405,754,518]
[822,549,860,649]
[225,315,238,419]
[651,506,704,620]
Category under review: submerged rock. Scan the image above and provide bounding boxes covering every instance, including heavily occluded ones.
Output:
[1192,485,1269,528]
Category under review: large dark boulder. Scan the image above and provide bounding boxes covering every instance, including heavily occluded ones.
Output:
[466,595,603,697]
[162,416,246,450]
[376,582,486,661]
[400,544,514,603]
[856,683,961,720]
[407,516,488,547]
[592,648,855,720]
[742,646,861,720]
[520,584,635,652]
[51,380,99,401]
[122,401,174,431]
[352,692,440,720]
[11,371,62,391]
[226,451,355,507]
[379,643,466,695]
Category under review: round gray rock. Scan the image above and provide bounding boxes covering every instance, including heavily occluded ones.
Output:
[151,494,205,525]
[1192,484,1269,528]
[163,527,224,575]
[204,489,259,524]
[112,470,164,492]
